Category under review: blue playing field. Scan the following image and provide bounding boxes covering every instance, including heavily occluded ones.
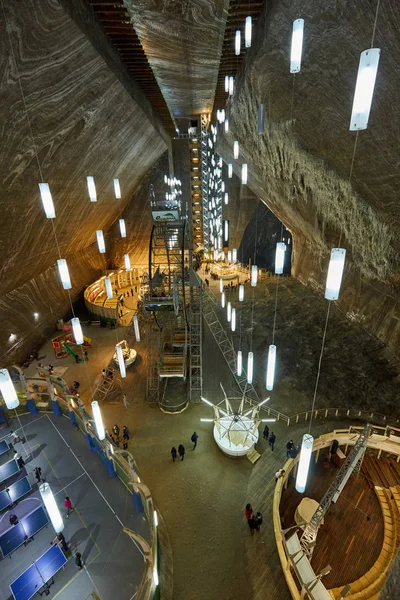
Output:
[0,506,49,557]
[0,440,10,457]
[0,459,20,484]
[0,477,32,512]
[10,544,67,600]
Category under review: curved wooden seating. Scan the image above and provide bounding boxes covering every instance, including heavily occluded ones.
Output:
[329,486,398,599]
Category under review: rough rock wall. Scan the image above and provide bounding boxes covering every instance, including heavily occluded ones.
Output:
[217,0,400,353]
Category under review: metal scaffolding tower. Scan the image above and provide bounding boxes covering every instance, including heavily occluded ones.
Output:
[146,321,160,405]
[300,423,372,555]
[189,273,203,403]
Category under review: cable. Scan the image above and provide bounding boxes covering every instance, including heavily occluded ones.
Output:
[308,301,331,434]
[370,0,381,48]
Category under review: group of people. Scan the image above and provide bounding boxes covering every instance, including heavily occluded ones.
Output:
[245,504,263,535]
[262,425,276,451]
[171,432,199,462]
[110,423,130,449]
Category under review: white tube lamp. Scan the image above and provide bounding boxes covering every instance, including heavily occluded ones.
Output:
[233,141,239,159]
[221,292,225,308]
[227,250,232,262]
[57,259,71,290]
[296,433,314,493]
[224,192,228,205]
[39,483,64,533]
[96,230,105,253]
[266,344,276,391]
[124,254,131,271]
[221,181,225,193]
[133,314,141,342]
[232,248,237,263]
[275,242,286,274]
[241,164,248,184]
[71,317,84,345]
[325,248,346,300]
[220,278,223,293]
[237,350,243,376]
[224,220,229,244]
[251,264,258,287]
[258,104,265,135]
[228,164,233,178]
[119,219,126,238]
[239,284,244,301]
[247,352,254,384]
[229,76,234,95]
[231,308,236,332]
[113,178,121,199]
[38,183,55,218]
[227,301,232,322]
[87,176,97,202]
[0,369,20,410]
[116,344,126,378]
[105,277,113,299]
[224,75,229,92]
[91,400,105,441]
[235,30,241,56]
[245,16,252,48]
[224,119,229,133]
[349,48,381,131]
[290,18,304,74]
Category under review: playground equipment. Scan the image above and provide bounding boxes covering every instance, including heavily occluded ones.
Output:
[52,325,92,360]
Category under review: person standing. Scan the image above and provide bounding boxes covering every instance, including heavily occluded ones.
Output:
[52,531,68,553]
[75,552,83,569]
[123,394,130,409]
[248,516,258,536]
[286,440,294,457]
[178,444,185,461]
[275,469,285,482]
[130,288,134,297]
[122,426,129,449]
[191,432,198,450]
[33,466,42,483]
[113,424,120,436]
[10,430,20,444]
[84,350,89,361]
[263,424,269,441]
[254,512,263,531]
[268,432,276,451]
[245,503,253,521]
[64,496,74,518]
[171,447,177,462]
[14,450,25,469]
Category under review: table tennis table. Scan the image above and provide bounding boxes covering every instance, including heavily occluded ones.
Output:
[0,506,49,557]
[0,439,10,457]
[0,477,32,511]
[10,543,67,600]
[0,459,20,484]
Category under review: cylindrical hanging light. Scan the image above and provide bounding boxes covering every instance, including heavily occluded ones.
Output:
[224,75,229,92]
[232,248,237,263]
[0,369,20,410]
[290,18,305,73]
[164,175,168,184]
[214,249,218,261]
[38,183,56,219]
[71,317,84,345]
[96,230,105,253]
[105,277,113,299]
[241,164,248,184]
[239,284,244,301]
[124,254,131,271]
[119,219,126,238]
[57,259,71,290]
[113,178,121,199]
[237,350,243,376]
[133,314,141,342]
[257,104,265,135]
[224,192,228,205]
[224,119,229,133]
[227,250,232,262]
[219,278,224,294]
[223,220,229,244]
[116,344,126,378]
[245,16,252,48]
[229,76,234,95]
[235,30,241,55]
[39,483,64,533]
[350,48,381,131]
[221,292,226,308]
[87,176,97,202]
[227,301,232,322]
[275,242,286,274]
[233,141,239,159]
[266,344,276,391]
[91,400,105,440]
[296,434,314,493]
[325,248,346,301]
[247,352,254,384]
[228,164,233,178]
[231,308,236,332]
[221,181,225,192]
[251,265,258,287]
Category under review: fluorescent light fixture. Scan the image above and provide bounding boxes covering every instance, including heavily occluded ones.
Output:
[241,164,248,184]
[105,277,113,299]
[350,48,380,131]
[224,192,228,205]
[232,248,237,263]
[200,419,214,422]
[235,30,241,55]
[57,259,71,290]
[0,369,20,410]
[266,344,276,390]
[228,164,233,178]
[87,176,97,202]
[164,175,168,183]
[91,400,105,441]
[154,510,158,527]
[224,220,229,243]
[237,350,243,376]
[201,396,213,407]
[119,219,126,238]
[290,18,304,74]
[251,264,258,287]
[39,483,64,533]
[231,308,236,331]
[96,230,105,253]
[227,301,232,322]
[296,433,314,493]
[224,75,229,92]
[113,178,121,198]
[224,119,229,133]
[258,397,270,408]
[228,250,232,262]
[214,250,218,261]
[116,344,126,378]
[229,76,234,95]
[220,278,223,293]
[133,314,140,342]
[124,254,131,271]
[258,104,265,135]
[221,292,225,308]
[275,242,286,274]
[221,182,225,193]
[245,16,252,48]
[38,183,55,218]
[325,248,346,300]
[239,284,244,301]
[71,317,84,345]
[233,141,239,159]
[261,419,276,422]
[153,567,159,587]
[247,352,254,384]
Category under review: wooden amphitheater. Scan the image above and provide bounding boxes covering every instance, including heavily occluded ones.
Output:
[274,427,400,600]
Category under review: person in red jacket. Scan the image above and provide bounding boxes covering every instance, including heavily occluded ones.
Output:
[245,503,253,521]
[64,496,74,518]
